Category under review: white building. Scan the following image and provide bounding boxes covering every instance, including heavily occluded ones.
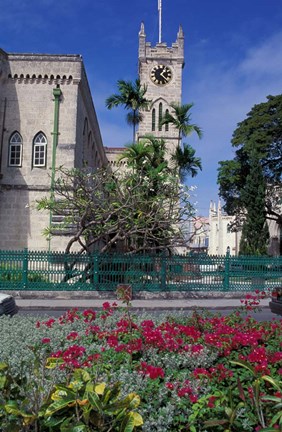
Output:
[208,200,241,256]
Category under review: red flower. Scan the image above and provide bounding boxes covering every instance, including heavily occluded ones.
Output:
[189,394,198,403]
[82,353,101,367]
[82,309,96,322]
[67,331,79,340]
[41,338,51,344]
[107,335,119,347]
[141,320,155,329]
[43,318,56,328]
[207,396,217,408]
[140,362,165,379]
[193,368,210,379]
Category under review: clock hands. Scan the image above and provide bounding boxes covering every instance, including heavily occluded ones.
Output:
[160,70,169,82]
[150,65,172,85]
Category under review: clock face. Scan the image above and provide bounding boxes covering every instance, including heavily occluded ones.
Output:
[150,64,172,86]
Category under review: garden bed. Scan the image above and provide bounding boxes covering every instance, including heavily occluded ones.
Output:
[0,297,281,431]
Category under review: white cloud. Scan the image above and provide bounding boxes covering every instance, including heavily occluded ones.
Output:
[239,32,282,78]
[185,30,282,214]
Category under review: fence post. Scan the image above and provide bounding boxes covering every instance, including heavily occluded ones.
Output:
[93,252,99,290]
[22,248,28,290]
[223,247,230,291]
[160,254,167,290]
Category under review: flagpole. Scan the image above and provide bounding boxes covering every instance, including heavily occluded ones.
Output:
[158,0,162,43]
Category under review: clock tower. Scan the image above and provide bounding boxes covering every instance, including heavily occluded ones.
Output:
[137,22,185,155]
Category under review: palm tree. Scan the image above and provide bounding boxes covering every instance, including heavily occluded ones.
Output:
[118,141,153,171]
[105,79,150,142]
[118,135,168,173]
[118,136,169,197]
[171,143,202,181]
[160,102,202,148]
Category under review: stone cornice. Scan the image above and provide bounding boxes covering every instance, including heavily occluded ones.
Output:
[7,53,82,62]
[6,74,79,84]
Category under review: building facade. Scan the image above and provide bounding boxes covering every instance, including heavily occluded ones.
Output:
[0,49,106,251]
[0,21,186,252]
[187,216,209,253]
[208,201,241,256]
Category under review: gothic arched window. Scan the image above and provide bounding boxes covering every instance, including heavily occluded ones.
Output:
[152,108,156,131]
[158,103,163,131]
[33,132,47,167]
[8,132,22,166]
[165,109,169,132]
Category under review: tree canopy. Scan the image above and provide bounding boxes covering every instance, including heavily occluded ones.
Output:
[239,155,269,255]
[38,139,194,257]
[218,94,282,239]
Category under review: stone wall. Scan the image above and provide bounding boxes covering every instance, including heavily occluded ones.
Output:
[0,50,105,251]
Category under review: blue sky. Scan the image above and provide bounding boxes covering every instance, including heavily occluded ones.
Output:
[1,0,282,215]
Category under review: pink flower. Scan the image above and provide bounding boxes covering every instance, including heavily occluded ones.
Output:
[41,338,51,344]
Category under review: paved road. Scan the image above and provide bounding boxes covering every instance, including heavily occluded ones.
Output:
[17,307,280,322]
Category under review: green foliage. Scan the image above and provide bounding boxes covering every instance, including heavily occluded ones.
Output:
[37,162,194,257]
[160,102,202,145]
[118,135,169,188]
[218,94,282,234]
[230,360,282,431]
[41,369,143,431]
[0,264,47,282]
[160,102,202,182]
[171,143,202,181]
[105,79,150,142]
[188,389,245,432]
[239,156,269,255]
[0,363,143,431]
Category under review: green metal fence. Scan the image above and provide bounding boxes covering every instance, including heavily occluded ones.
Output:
[0,249,281,292]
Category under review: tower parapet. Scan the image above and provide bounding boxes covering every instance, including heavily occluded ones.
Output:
[137,22,185,154]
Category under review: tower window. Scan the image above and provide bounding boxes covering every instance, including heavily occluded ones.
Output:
[158,102,163,131]
[33,132,47,167]
[165,109,169,132]
[152,108,156,131]
[8,132,22,166]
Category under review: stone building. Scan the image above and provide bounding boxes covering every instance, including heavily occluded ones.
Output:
[107,23,185,168]
[138,23,184,155]
[0,20,186,252]
[208,200,241,256]
[0,49,107,251]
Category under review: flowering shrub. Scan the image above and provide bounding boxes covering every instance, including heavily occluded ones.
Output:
[0,301,281,431]
[240,289,269,312]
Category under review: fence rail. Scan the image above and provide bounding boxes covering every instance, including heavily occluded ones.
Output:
[0,249,281,292]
